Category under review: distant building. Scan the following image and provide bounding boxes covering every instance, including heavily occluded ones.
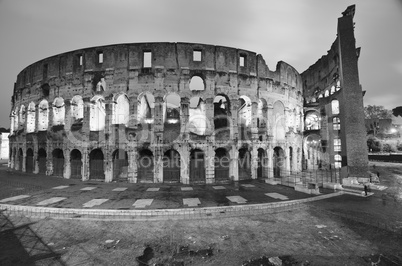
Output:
[0,133,10,160]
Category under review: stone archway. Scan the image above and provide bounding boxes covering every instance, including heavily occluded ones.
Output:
[215,148,230,182]
[38,148,47,174]
[112,149,128,181]
[190,149,205,183]
[89,149,104,180]
[137,149,154,183]
[163,149,180,183]
[238,148,251,180]
[52,149,64,177]
[257,148,267,179]
[26,148,34,173]
[70,149,82,179]
[273,147,285,178]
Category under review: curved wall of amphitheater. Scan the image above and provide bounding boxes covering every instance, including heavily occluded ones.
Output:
[9,42,303,184]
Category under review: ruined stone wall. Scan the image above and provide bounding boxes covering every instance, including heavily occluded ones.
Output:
[301,5,368,178]
[9,42,304,183]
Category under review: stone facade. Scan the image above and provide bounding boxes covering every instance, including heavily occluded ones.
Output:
[301,5,368,180]
[8,5,367,183]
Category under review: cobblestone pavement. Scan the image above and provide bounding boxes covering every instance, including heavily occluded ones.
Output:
[0,161,343,212]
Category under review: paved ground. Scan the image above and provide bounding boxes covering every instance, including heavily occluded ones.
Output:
[0,163,325,211]
[1,161,402,265]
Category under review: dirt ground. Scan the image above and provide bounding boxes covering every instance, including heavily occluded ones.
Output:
[1,162,402,266]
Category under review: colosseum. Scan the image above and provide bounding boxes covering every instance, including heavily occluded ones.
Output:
[8,5,368,185]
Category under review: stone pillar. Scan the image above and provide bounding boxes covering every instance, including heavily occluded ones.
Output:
[205,144,215,184]
[46,143,53,176]
[104,149,113,182]
[22,150,26,172]
[267,106,274,137]
[229,145,239,181]
[268,146,274,181]
[181,146,190,184]
[251,102,258,140]
[82,98,91,141]
[251,146,258,179]
[180,97,190,141]
[82,148,89,181]
[204,97,214,136]
[63,148,71,179]
[127,144,137,183]
[230,99,239,140]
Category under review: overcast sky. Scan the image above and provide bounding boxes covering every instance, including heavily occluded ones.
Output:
[0,0,401,128]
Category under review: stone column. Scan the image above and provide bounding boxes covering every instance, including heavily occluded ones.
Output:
[82,148,89,181]
[230,99,239,140]
[205,144,215,184]
[180,146,190,184]
[251,102,258,141]
[82,98,91,141]
[46,142,53,176]
[204,97,214,137]
[251,146,258,179]
[63,149,71,179]
[267,106,274,137]
[180,97,190,141]
[229,145,239,181]
[127,144,137,183]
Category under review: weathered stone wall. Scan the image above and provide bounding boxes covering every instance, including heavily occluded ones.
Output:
[9,42,303,183]
[301,5,368,178]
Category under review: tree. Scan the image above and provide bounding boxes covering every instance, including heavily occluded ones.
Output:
[364,105,393,119]
[392,106,402,117]
[367,135,382,152]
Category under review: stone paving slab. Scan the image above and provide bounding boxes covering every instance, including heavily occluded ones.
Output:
[226,196,247,204]
[146,188,160,192]
[83,199,109,208]
[52,185,70,190]
[133,199,153,208]
[0,195,30,203]
[36,197,67,206]
[112,187,127,192]
[181,187,193,191]
[80,187,97,191]
[265,193,289,200]
[241,184,256,188]
[183,198,201,207]
[212,186,226,190]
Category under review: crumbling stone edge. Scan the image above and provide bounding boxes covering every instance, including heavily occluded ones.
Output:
[0,192,343,221]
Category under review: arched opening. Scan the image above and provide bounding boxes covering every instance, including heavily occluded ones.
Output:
[52,97,65,126]
[89,149,104,179]
[257,148,267,179]
[19,105,26,128]
[13,107,19,132]
[190,149,205,183]
[163,94,181,142]
[52,149,64,177]
[112,94,130,126]
[38,148,47,174]
[70,149,82,179]
[304,134,323,170]
[214,95,230,139]
[70,95,84,131]
[112,149,128,180]
[26,102,36,133]
[238,96,251,140]
[163,149,180,183]
[137,92,155,124]
[305,111,320,130]
[215,148,230,182]
[238,147,251,180]
[90,96,106,131]
[26,148,34,173]
[189,97,207,136]
[10,111,16,134]
[273,101,285,140]
[38,100,49,131]
[137,149,154,182]
[189,76,204,91]
[18,148,23,171]
[273,147,285,178]
[331,99,339,115]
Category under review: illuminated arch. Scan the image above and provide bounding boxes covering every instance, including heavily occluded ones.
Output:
[112,94,129,125]
[89,95,105,131]
[52,97,65,125]
[26,102,36,133]
[38,100,49,131]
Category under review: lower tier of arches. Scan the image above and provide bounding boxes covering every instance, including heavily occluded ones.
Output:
[8,143,302,184]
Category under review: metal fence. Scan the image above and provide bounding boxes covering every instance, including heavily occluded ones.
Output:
[269,168,342,188]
